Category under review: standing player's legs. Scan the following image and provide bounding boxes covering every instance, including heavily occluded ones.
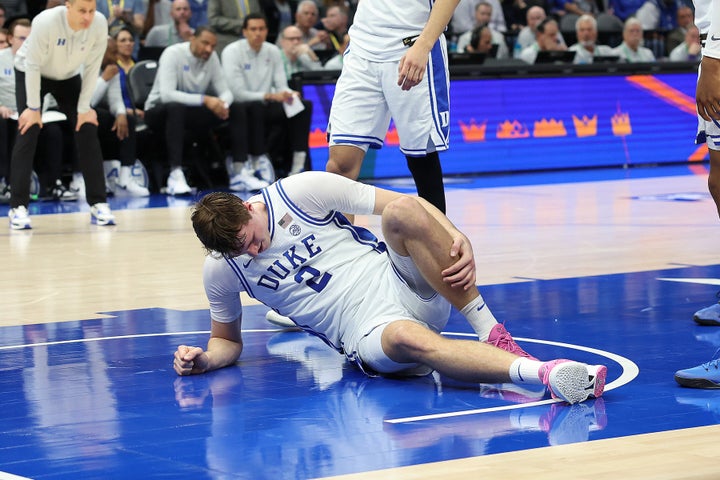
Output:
[386,39,450,213]
[326,51,391,181]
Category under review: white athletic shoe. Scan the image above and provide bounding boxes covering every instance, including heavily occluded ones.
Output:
[116,165,150,197]
[230,163,269,192]
[166,168,192,196]
[540,360,607,404]
[90,202,116,226]
[9,205,31,230]
[253,154,276,183]
[265,310,299,329]
[69,172,86,198]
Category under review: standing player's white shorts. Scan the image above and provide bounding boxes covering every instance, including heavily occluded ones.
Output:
[341,246,451,376]
[696,61,720,150]
[328,39,451,157]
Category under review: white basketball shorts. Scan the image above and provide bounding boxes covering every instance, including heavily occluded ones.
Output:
[328,41,451,157]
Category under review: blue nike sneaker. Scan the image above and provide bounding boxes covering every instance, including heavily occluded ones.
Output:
[694,300,720,326]
[675,355,720,389]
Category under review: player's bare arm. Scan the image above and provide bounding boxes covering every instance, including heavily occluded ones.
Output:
[697,55,720,121]
[174,318,243,375]
[397,0,461,90]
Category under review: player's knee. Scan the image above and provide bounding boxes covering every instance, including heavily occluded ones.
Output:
[382,320,435,362]
[383,196,429,235]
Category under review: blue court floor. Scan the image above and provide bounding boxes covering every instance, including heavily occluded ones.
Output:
[1,163,720,479]
[2,262,720,479]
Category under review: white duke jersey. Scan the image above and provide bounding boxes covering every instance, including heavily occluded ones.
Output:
[204,172,393,351]
[349,0,436,61]
[694,0,720,59]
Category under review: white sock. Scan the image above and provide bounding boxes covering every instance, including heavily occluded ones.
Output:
[460,294,499,341]
[509,357,544,385]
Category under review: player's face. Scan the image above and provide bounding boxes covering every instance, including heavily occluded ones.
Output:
[243,19,268,50]
[231,203,270,257]
[190,30,217,60]
[66,0,97,31]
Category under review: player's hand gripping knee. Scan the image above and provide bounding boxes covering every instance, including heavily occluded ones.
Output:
[441,233,476,290]
[174,345,209,376]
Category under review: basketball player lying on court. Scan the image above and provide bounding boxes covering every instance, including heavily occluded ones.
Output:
[174,171,607,404]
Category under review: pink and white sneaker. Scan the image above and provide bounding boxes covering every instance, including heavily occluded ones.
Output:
[485,323,538,360]
[539,359,607,404]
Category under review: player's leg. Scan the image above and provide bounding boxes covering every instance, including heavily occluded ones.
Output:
[326,51,389,181]
[360,319,605,404]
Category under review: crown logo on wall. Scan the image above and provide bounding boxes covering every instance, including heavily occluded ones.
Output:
[572,115,597,137]
[385,127,400,145]
[497,120,530,139]
[611,112,632,136]
[459,119,487,142]
[308,128,328,148]
[533,119,567,138]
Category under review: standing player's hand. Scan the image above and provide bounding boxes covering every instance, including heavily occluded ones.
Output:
[441,232,477,290]
[397,42,430,91]
[174,345,209,375]
[697,56,720,122]
[17,108,42,135]
[76,109,99,131]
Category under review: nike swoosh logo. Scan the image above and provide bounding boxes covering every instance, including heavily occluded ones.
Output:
[712,35,720,41]
[243,259,252,268]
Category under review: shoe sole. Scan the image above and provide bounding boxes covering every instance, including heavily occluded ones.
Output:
[265,310,300,330]
[91,217,116,226]
[693,315,720,326]
[549,362,603,404]
[10,222,31,230]
[674,375,720,389]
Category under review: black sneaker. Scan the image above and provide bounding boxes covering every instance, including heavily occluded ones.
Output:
[51,179,79,202]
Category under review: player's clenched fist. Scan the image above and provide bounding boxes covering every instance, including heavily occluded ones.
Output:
[173,345,209,376]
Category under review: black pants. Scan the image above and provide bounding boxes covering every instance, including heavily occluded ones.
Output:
[0,116,16,181]
[11,70,107,208]
[243,99,312,172]
[96,107,137,167]
[144,102,247,169]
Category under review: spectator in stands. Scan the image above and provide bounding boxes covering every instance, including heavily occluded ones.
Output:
[0,18,31,201]
[456,1,509,58]
[452,0,506,37]
[95,0,146,36]
[607,0,644,22]
[145,0,193,47]
[91,37,149,196]
[222,13,312,182]
[568,14,614,63]
[611,17,655,62]
[501,0,549,37]
[665,5,694,55]
[208,0,260,53]
[188,0,208,29]
[0,4,6,28]
[279,24,321,84]
[462,23,494,54]
[515,5,565,54]
[142,0,174,39]
[144,26,247,195]
[632,0,677,32]
[0,28,7,49]
[315,4,348,58]
[261,0,297,44]
[113,26,138,116]
[668,23,701,62]
[519,17,567,63]
[294,0,324,50]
